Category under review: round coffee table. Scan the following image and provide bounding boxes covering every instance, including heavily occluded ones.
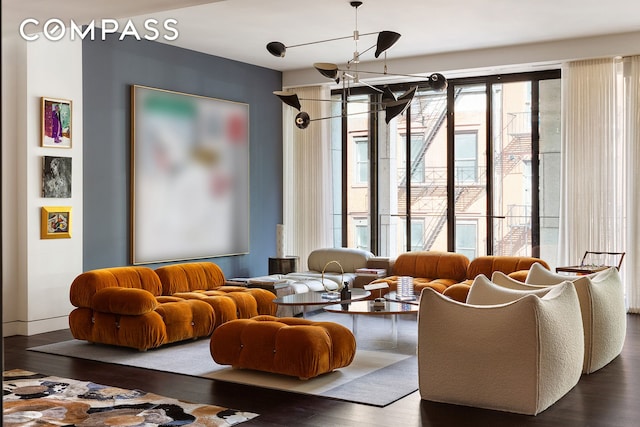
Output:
[273,287,370,317]
[323,299,418,347]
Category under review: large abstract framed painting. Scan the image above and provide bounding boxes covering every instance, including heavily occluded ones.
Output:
[130,85,250,264]
[41,97,72,148]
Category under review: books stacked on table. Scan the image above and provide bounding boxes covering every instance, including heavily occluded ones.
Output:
[247,277,290,290]
[355,268,387,278]
[224,278,250,286]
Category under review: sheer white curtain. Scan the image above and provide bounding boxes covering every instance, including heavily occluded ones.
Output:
[559,58,623,266]
[624,56,640,313]
[560,56,640,312]
[282,86,333,270]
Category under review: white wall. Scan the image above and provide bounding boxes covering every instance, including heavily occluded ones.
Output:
[2,34,83,336]
[2,36,23,332]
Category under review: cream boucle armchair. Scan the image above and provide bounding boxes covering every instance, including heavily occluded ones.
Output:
[418,277,584,415]
[492,263,626,373]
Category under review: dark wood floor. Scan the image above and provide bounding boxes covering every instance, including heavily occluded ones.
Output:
[3,314,639,426]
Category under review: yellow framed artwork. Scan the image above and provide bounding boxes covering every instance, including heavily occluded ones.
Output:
[41,206,71,239]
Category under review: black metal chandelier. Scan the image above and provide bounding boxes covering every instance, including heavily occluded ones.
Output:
[267,1,400,64]
[268,1,448,129]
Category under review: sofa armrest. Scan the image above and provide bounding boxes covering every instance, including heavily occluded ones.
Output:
[92,287,158,315]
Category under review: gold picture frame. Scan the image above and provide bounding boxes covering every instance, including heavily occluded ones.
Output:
[41,97,72,148]
[41,206,72,239]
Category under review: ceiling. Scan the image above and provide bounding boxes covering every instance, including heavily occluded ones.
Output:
[4,0,640,73]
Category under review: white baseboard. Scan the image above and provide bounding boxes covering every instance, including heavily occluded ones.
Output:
[3,316,69,337]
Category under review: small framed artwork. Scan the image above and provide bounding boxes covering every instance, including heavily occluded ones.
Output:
[42,156,72,198]
[41,206,71,239]
[41,97,72,148]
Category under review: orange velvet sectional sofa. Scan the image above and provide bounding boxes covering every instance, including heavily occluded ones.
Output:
[371,251,470,294]
[371,251,548,301]
[442,255,550,302]
[69,262,276,351]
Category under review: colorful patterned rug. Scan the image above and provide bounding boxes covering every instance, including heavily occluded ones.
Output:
[3,369,258,426]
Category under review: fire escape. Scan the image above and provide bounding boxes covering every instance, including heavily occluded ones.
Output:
[397,92,532,253]
[493,112,532,255]
[398,87,486,250]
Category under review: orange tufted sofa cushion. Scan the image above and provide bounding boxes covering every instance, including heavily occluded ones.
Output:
[210,315,356,379]
[155,262,277,325]
[442,256,551,302]
[155,262,226,294]
[70,266,163,308]
[372,251,470,294]
[91,287,158,315]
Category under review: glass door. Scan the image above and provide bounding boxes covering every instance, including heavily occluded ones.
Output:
[393,86,449,254]
[344,94,371,251]
[453,84,488,259]
[333,70,561,261]
[490,81,533,256]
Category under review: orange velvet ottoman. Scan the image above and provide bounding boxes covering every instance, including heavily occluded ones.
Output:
[210,315,356,380]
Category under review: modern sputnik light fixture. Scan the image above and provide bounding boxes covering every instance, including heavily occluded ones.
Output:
[266,1,400,63]
[268,1,447,129]
[273,87,417,129]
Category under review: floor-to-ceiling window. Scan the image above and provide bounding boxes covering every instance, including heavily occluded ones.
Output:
[344,94,371,251]
[334,70,561,264]
[452,84,487,258]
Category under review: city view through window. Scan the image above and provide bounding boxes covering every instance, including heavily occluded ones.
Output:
[333,71,561,267]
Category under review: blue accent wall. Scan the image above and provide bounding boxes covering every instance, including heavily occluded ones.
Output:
[82,35,283,277]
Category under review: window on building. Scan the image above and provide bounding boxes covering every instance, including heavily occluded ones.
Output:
[354,136,368,184]
[401,218,426,252]
[456,220,478,260]
[354,217,369,250]
[455,131,478,183]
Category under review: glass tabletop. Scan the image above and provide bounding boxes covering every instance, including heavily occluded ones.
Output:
[273,287,370,306]
[383,291,420,306]
[323,299,419,315]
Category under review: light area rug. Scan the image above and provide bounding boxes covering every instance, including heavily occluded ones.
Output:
[29,313,419,407]
[3,369,258,426]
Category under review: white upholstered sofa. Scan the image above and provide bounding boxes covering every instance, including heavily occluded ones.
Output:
[252,247,383,316]
[280,247,376,290]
